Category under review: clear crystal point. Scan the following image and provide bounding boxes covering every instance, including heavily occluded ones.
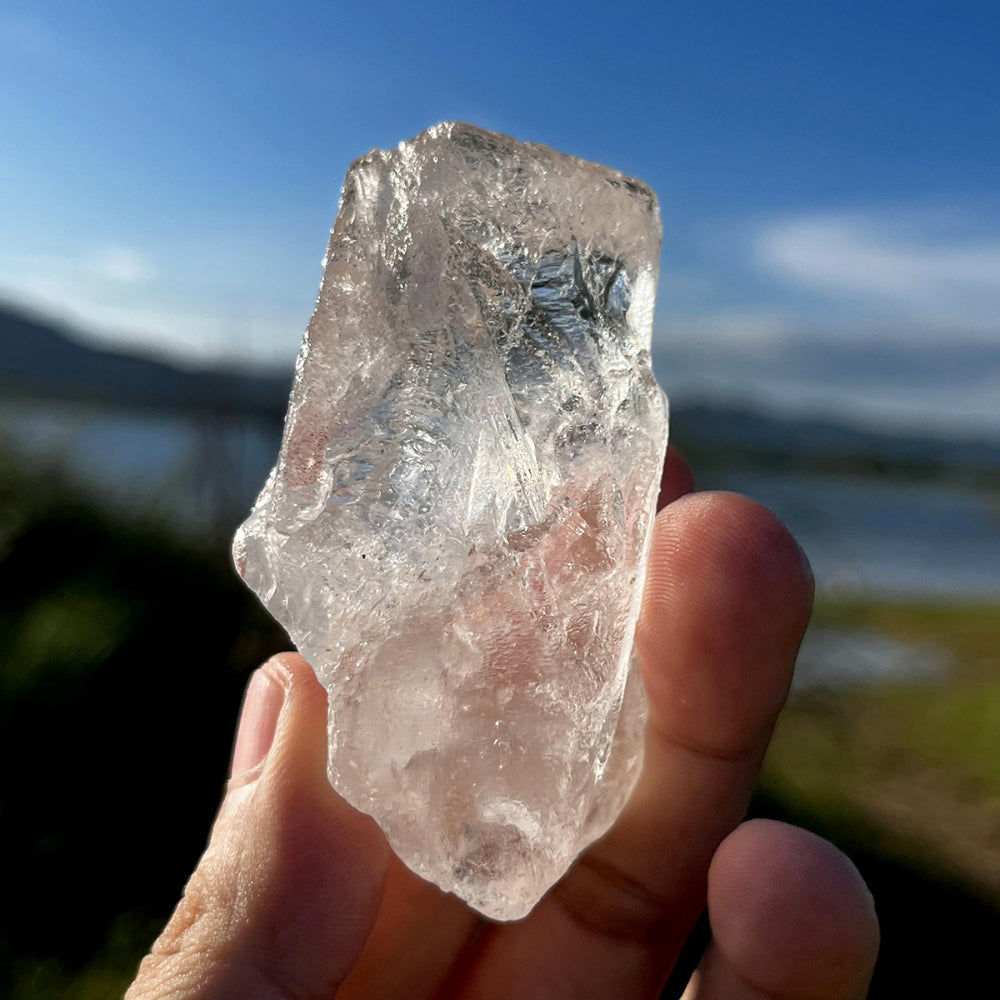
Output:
[234,122,668,920]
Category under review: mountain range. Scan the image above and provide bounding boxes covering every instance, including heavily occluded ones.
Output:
[1,302,289,420]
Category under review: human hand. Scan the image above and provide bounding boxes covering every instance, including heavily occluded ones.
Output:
[126,448,879,1000]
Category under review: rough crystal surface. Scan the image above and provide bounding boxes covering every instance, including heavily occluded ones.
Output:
[234,123,668,920]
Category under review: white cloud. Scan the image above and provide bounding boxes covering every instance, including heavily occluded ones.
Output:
[755,209,1000,336]
[86,246,157,284]
[656,309,791,351]
[656,332,1000,435]
[651,203,1000,432]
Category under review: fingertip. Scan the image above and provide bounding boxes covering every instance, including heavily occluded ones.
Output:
[230,668,285,782]
[637,492,814,756]
[641,492,814,635]
[260,650,319,694]
[259,651,344,766]
[224,653,316,797]
[707,820,879,999]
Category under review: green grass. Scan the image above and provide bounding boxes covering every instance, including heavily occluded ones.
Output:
[763,596,1000,891]
[7,913,159,1000]
[755,596,1000,997]
[808,597,1000,791]
[812,597,1000,678]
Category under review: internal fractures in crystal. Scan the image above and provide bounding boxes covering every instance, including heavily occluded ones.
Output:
[234,123,668,920]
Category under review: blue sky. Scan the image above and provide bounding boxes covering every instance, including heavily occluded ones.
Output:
[2,1,999,432]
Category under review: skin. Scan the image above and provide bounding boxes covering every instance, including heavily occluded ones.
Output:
[126,447,879,1000]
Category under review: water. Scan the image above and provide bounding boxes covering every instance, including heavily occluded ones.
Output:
[0,399,281,531]
[794,627,952,690]
[713,470,1000,600]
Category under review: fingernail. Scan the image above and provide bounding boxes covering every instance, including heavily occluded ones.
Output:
[230,669,284,780]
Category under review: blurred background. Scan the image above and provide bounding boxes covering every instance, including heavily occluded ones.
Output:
[1,2,998,996]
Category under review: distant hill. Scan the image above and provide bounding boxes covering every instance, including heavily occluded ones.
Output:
[3,300,998,486]
[0,301,290,420]
[670,400,1000,486]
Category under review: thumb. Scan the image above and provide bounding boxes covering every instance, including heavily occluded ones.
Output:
[127,654,390,1000]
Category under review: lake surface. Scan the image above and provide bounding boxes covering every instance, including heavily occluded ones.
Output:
[713,470,1000,599]
[0,400,281,529]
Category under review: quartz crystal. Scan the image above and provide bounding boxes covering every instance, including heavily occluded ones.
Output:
[233,123,668,920]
